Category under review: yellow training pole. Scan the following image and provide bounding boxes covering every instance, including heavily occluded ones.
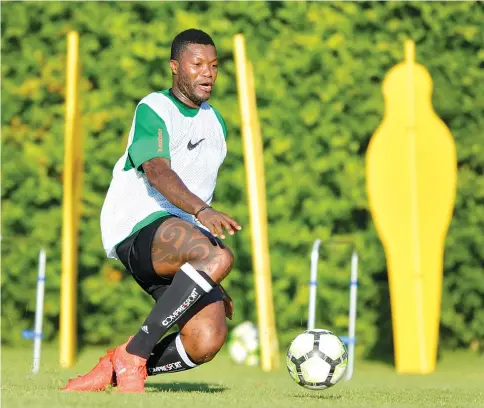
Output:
[60,31,83,368]
[234,33,279,371]
[247,60,280,369]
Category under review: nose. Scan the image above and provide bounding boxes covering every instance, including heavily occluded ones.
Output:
[201,64,212,78]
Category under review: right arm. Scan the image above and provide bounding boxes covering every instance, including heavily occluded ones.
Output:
[143,157,241,239]
[142,157,206,217]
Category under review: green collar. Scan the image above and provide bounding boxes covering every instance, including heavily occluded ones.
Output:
[159,89,200,118]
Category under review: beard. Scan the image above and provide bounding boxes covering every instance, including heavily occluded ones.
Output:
[178,72,207,106]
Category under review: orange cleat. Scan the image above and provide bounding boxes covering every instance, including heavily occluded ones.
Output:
[112,337,147,393]
[61,348,116,392]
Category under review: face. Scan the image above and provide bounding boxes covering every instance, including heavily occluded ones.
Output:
[171,43,218,106]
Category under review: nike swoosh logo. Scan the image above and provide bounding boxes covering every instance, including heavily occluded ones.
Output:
[187,138,206,150]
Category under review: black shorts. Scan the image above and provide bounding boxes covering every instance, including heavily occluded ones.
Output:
[116,215,226,305]
[116,215,176,301]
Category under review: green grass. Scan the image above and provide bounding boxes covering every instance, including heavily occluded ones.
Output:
[2,346,483,407]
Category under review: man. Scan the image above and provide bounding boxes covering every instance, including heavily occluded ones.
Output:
[63,28,241,393]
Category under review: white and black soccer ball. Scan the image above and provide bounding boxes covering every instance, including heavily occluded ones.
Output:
[286,329,348,390]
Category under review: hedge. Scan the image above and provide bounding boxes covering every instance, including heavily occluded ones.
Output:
[2,2,483,357]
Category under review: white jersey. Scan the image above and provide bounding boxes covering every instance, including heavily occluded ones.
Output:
[100,89,227,259]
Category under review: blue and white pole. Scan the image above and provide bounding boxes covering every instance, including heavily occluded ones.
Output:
[33,248,46,373]
[307,239,322,331]
[307,240,358,381]
[22,249,46,374]
[345,249,359,380]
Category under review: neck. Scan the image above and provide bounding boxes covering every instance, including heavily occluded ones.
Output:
[170,86,200,108]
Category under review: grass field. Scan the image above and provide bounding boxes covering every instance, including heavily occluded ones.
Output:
[2,346,483,407]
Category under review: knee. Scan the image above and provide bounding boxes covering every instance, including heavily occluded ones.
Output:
[186,324,228,364]
[209,248,234,283]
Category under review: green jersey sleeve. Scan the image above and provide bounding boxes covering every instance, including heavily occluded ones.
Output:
[211,106,228,139]
[123,103,170,172]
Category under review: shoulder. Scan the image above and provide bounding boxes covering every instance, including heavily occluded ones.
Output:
[135,91,173,122]
[207,103,228,139]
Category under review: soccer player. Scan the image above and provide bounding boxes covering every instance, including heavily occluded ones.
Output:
[62,29,241,393]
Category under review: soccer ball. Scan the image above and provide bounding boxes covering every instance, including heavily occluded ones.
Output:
[227,321,259,366]
[286,329,348,390]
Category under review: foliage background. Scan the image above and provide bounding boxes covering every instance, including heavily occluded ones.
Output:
[2,2,483,358]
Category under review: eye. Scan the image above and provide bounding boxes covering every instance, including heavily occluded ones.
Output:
[212,64,218,69]
[193,62,201,66]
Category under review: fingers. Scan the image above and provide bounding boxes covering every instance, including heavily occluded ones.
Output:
[194,225,226,248]
[223,214,242,233]
[207,222,220,238]
[215,214,242,239]
[198,210,242,239]
[218,218,234,239]
[204,220,231,239]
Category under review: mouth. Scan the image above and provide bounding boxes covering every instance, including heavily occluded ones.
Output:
[197,82,213,93]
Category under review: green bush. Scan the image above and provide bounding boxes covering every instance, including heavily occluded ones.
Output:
[2,2,483,357]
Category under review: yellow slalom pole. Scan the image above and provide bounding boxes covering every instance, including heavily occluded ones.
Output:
[247,61,279,369]
[60,31,83,368]
[233,34,279,371]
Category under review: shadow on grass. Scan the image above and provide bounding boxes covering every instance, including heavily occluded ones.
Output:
[146,382,227,393]
[292,393,342,400]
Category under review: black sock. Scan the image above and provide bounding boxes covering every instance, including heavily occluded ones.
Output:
[126,263,215,359]
[146,333,198,375]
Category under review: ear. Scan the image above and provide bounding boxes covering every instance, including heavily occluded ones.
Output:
[170,59,178,75]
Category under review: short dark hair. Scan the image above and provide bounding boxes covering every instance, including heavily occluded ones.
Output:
[170,29,215,61]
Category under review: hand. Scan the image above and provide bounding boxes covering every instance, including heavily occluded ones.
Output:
[196,207,242,239]
[219,285,233,320]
